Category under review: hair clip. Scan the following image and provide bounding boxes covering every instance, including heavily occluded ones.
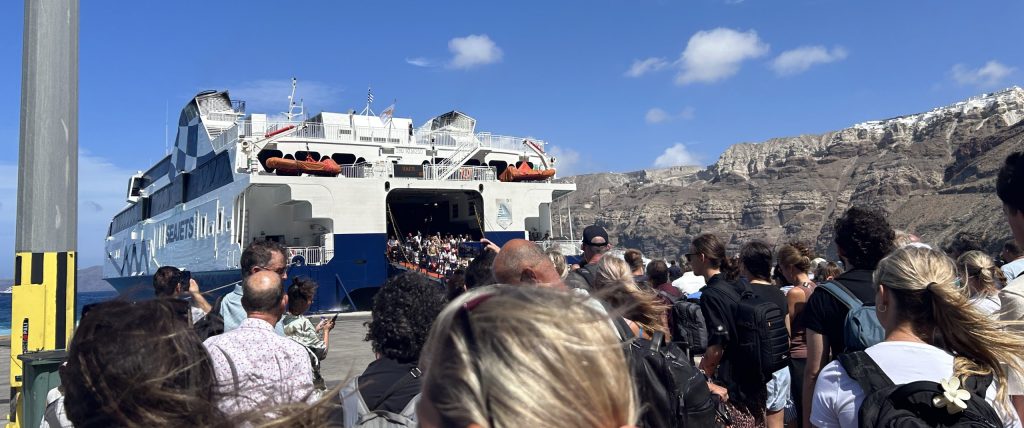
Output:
[933,376,970,414]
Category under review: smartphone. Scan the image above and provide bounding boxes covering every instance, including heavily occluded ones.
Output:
[331,313,339,322]
[179,270,192,287]
[458,241,484,258]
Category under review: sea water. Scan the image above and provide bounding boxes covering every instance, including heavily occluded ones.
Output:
[0,291,119,335]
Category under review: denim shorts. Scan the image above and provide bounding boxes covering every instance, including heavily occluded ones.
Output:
[765,366,792,412]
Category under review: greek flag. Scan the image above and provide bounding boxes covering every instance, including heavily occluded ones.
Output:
[367,88,374,104]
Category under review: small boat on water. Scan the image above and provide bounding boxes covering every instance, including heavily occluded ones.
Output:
[265,155,341,176]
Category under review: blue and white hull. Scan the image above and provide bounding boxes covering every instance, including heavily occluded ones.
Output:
[103,88,575,310]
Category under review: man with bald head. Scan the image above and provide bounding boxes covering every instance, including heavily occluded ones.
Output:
[492,239,564,287]
[204,271,315,415]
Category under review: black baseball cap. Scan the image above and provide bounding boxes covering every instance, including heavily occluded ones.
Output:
[582,225,609,246]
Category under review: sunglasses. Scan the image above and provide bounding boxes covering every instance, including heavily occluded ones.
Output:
[255,264,288,275]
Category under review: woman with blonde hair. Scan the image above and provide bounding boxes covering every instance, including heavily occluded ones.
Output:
[544,247,569,279]
[957,250,1004,316]
[417,285,637,428]
[592,255,669,338]
[811,246,1024,427]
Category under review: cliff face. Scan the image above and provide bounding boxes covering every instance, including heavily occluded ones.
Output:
[559,87,1024,260]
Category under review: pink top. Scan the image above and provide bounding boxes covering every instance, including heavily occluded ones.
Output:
[204,317,315,415]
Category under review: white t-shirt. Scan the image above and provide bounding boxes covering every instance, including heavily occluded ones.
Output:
[811,341,1020,428]
[970,294,1002,317]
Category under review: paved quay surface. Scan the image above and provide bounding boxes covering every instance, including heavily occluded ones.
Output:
[0,312,376,407]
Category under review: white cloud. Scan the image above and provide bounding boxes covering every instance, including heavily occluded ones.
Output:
[646,108,671,124]
[0,152,135,276]
[646,107,696,124]
[229,79,343,113]
[675,28,769,85]
[625,57,670,77]
[771,45,848,76]
[448,34,503,69]
[654,143,701,168]
[406,57,432,67]
[548,145,581,176]
[951,60,1016,87]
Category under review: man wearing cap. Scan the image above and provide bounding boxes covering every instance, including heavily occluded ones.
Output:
[564,225,612,292]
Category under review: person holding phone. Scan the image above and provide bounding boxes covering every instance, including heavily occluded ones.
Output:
[282,276,335,391]
[152,266,212,325]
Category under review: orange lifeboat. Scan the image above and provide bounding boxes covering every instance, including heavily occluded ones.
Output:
[266,155,341,177]
[499,162,556,182]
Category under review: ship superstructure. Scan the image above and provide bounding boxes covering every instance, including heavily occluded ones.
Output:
[104,84,575,310]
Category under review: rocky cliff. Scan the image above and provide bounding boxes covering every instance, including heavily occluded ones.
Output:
[559,87,1024,260]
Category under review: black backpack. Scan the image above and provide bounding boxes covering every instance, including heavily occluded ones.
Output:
[718,282,789,382]
[658,291,708,360]
[614,318,721,428]
[193,295,225,341]
[838,351,1003,428]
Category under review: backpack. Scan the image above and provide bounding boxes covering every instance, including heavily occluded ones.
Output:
[570,265,596,291]
[818,281,884,353]
[194,295,225,341]
[614,318,721,428]
[838,351,1003,428]
[718,281,790,382]
[339,368,422,428]
[658,291,708,360]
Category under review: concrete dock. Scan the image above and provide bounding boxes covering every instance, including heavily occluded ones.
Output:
[0,312,377,408]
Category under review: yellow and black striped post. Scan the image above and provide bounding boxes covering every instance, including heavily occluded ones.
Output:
[8,253,75,426]
[11,0,79,425]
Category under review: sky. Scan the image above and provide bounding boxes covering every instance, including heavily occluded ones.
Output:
[1,0,1022,276]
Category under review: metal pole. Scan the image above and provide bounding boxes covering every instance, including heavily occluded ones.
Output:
[10,0,78,426]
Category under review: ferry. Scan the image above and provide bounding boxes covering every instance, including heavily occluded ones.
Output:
[103,80,577,310]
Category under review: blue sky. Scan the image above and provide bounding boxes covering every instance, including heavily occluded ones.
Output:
[1,0,1022,275]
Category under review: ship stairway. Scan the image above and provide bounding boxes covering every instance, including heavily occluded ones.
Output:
[433,134,481,180]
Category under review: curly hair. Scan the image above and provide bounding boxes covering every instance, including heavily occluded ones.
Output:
[365,272,448,362]
[287,276,318,314]
[833,206,895,270]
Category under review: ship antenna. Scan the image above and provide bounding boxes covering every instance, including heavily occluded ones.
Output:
[284,77,304,121]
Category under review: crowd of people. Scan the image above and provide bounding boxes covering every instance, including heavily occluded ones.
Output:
[40,150,1024,427]
[386,232,474,277]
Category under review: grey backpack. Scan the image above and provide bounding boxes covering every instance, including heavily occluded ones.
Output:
[340,368,421,428]
[818,281,884,352]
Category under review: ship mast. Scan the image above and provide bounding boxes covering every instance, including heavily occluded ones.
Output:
[283,77,304,121]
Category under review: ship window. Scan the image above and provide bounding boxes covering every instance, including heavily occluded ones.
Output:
[388,138,401,143]
[356,157,366,164]
[295,151,321,162]
[359,136,372,142]
[332,153,356,165]
[217,210,223,233]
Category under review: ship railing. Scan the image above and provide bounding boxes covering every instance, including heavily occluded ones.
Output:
[287,246,334,266]
[533,239,583,256]
[229,120,543,153]
[210,122,241,152]
[206,112,243,123]
[340,162,379,178]
[422,165,497,181]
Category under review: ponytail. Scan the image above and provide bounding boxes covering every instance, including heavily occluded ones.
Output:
[877,247,1024,404]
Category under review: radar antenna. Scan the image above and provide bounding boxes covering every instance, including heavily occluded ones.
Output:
[283,77,304,121]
